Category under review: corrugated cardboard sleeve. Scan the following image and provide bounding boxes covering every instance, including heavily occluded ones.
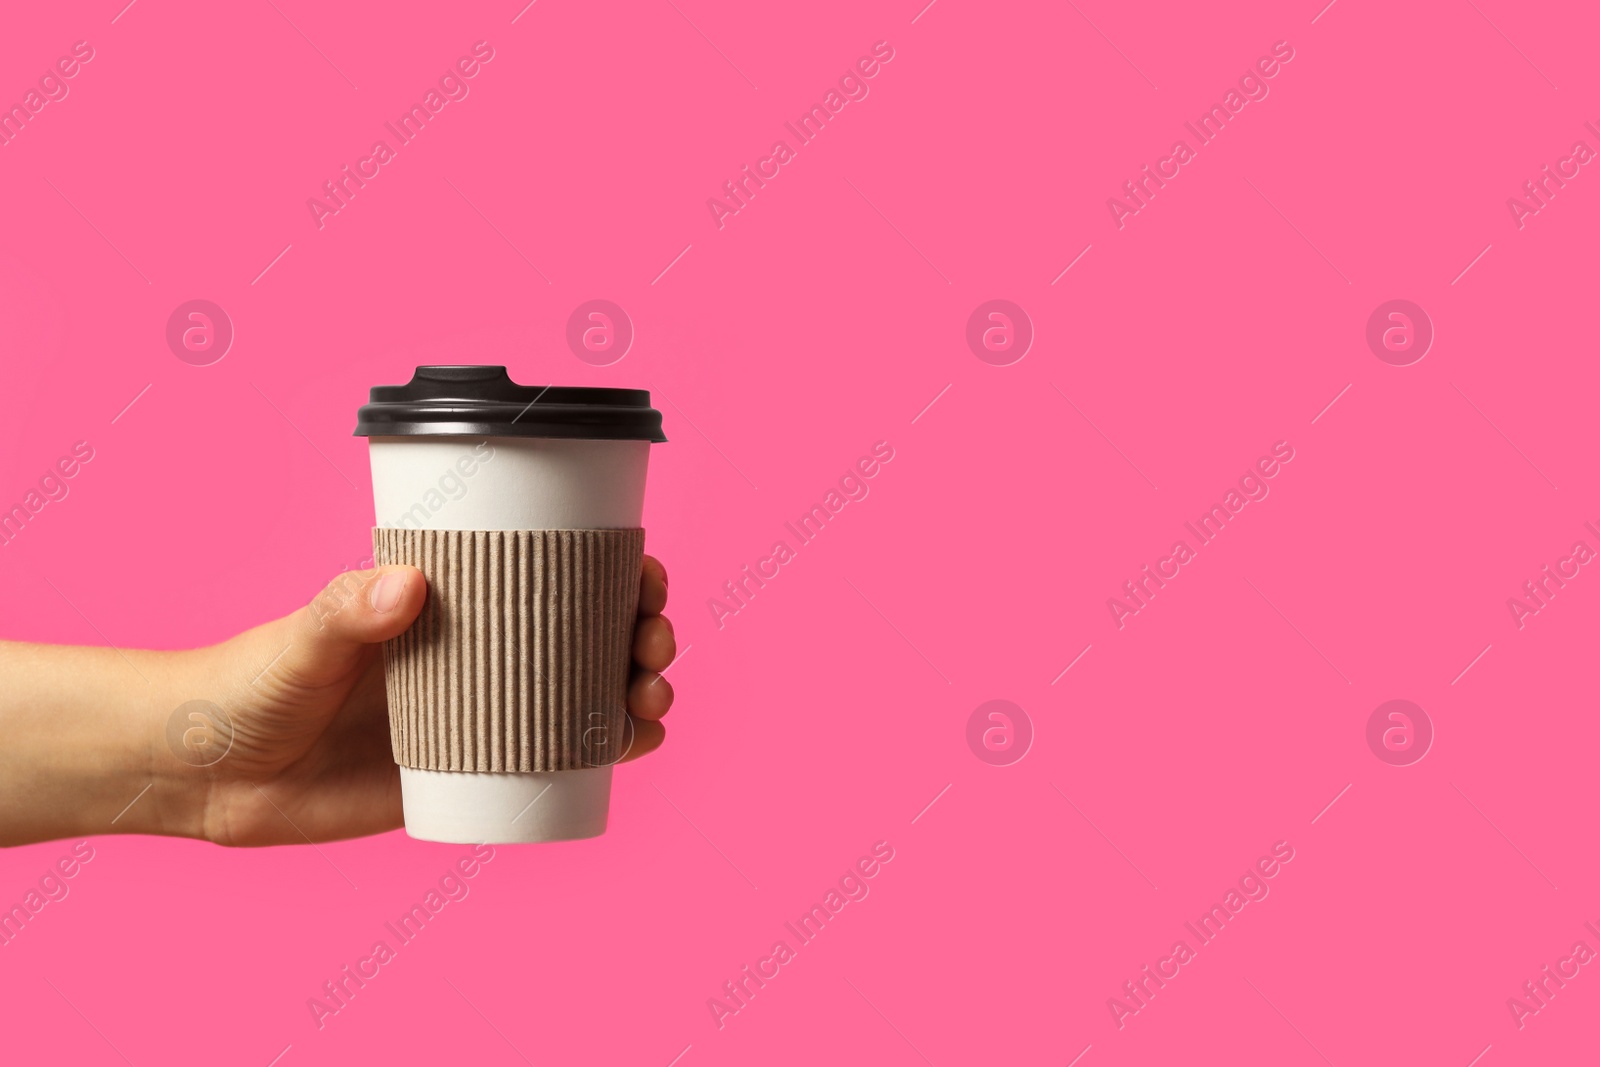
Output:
[372,528,645,772]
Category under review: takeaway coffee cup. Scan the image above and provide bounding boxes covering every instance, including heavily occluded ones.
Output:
[354,366,666,843]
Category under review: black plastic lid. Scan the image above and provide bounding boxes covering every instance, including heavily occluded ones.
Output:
[353,366,666,442]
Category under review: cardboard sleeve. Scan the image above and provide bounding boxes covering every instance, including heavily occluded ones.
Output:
[372,528,645,772]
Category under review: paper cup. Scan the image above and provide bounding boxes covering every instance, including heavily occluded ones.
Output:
[354,366,665,843]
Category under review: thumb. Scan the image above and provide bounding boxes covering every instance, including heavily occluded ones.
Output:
[273,566,427,690]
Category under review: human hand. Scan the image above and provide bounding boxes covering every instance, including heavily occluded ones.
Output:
[176,555,677,847]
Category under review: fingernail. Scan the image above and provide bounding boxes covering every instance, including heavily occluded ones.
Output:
[371,572,405,613]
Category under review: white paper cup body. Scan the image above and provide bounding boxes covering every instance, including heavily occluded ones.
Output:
[368,435,651,844]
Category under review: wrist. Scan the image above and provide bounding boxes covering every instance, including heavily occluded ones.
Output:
[76,646,211,843]
[128,647,222,843]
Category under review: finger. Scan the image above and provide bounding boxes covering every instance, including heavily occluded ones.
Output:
[638,555,668,617]
[620,717,665,762]
[274,566,427,690]
[627,671,674,720]
[631,614,676,674]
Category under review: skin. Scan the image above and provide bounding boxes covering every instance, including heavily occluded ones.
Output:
[0,557,676,848]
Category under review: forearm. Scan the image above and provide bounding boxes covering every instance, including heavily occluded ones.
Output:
[0,640,204,846]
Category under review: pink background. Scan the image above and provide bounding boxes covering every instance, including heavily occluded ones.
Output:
[1,0,1596,1063]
